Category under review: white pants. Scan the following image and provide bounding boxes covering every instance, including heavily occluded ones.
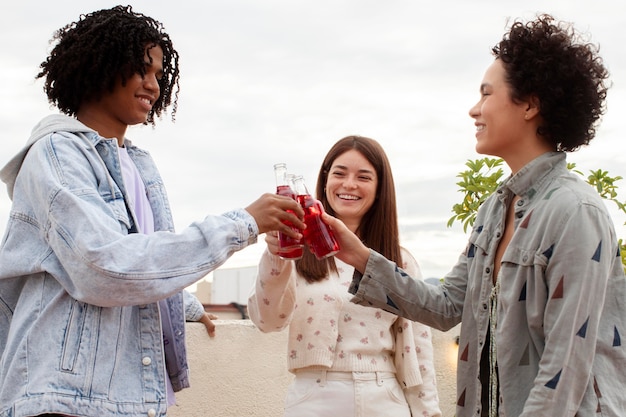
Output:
[283,370,411,417]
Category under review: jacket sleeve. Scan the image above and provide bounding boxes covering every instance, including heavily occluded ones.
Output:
[183,289,205,322]
[247,248,297,332]
[396,249,442,417]
[349,249,463,331]
[8,133,258,307]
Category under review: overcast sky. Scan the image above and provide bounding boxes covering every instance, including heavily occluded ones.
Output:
[1,0,625,279]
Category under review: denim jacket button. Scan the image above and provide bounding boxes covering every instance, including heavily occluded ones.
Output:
[147,409,157,417]
[142,356,152,366]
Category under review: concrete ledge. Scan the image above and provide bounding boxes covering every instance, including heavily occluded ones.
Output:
[169,320,458,416]
[169,320,292,417]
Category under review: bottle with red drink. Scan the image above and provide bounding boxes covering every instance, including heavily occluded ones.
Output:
[273,163,304,260]
[292,175,340,260]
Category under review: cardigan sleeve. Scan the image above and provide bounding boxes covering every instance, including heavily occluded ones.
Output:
[247,247,297,332]
[396,248,442,417]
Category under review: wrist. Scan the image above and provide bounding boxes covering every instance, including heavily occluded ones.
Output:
[354,246,369,273]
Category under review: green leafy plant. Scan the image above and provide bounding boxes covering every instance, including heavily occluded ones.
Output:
[448,157,626,271]
[447,158,505,233]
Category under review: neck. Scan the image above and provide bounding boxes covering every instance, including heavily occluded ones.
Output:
[503,136,555,174]
[77,109,127,146]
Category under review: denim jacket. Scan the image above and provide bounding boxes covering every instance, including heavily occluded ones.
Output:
[0,114,258,417]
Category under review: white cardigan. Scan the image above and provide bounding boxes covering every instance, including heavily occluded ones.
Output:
[248,247,442,416]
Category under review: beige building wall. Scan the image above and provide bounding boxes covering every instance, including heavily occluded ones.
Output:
[169,320,460,417]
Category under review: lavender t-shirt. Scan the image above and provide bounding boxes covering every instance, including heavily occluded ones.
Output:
[118,145,176,407]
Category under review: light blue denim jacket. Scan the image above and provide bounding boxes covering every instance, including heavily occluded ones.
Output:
[0,114,258,417]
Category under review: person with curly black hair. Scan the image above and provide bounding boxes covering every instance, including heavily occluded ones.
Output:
[323,14,625,417]
[0,5,304,417]
[37,5,180,126]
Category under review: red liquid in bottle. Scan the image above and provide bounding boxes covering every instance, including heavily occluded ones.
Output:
[297,194,340,260]
[276,184,303,260]
[277,245,304,259]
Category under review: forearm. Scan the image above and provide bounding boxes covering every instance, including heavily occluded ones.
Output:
[183,289,205,321]
[349,250,461,330]
[247,248,296,332]
[47,205,256,306]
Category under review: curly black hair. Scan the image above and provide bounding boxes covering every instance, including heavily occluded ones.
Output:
[36,5,180,125]
[492,14,609,151]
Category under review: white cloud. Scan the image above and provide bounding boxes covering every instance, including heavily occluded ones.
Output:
[1,0,625,277]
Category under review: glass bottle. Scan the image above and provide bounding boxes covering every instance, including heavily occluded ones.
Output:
[273,163,304,260]
[292,175,340,260]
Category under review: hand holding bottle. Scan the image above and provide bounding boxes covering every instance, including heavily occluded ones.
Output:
[292,176,340,260]
[264,231,282,256]
[274,163,305,259]
[321,212,368,273]
[244,193,304,237]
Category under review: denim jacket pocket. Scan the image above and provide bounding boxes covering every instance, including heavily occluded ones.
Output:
[60,299,88,372]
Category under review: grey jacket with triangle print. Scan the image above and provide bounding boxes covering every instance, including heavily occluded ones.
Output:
[350,152,626,417]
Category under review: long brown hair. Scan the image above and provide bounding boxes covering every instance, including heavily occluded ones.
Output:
[296,135,402,283]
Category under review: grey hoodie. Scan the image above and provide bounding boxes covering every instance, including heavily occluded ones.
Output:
[1,114,96,200]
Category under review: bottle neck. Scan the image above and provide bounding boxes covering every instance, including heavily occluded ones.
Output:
[274,165,288,186]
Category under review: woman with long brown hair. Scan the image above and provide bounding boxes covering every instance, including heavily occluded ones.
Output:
[248,135,441,417]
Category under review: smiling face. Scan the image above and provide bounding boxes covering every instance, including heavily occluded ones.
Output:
[469,59,529,163]
[106,44,163,126]
[77,44,163,144]
[324,149,378,232]
[469,59,552,172]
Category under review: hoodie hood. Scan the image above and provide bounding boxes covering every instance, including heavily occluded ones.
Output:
[0,114,96,200]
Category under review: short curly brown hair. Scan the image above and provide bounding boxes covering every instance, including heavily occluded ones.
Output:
[492,14,609,151]
[36,5,180,125]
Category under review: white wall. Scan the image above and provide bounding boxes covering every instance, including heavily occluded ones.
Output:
[210,266,257,305]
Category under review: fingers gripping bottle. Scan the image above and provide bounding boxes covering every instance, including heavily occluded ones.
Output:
[273,163,304,260]
[292,175,340,260]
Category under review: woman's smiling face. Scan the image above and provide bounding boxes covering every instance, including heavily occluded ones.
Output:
[325,149,378,232]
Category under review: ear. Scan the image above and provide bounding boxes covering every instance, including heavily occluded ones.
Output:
[524,95,540,120]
